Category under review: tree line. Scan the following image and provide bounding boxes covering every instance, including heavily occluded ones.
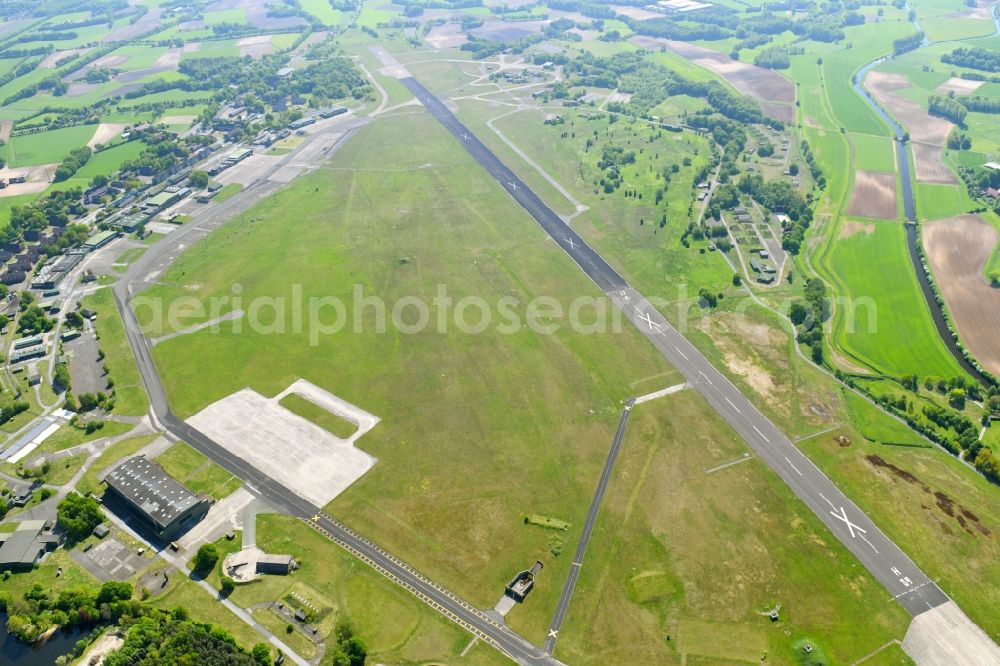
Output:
[941,47,1000,73]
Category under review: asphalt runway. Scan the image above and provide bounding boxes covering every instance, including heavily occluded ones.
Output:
[399,75,951,648]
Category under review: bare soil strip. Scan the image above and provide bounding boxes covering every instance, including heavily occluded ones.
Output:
[865,71,957,183]
[630,35,795,110]
[88,123,126,149]
[846,170,898,219]
[935,77,984,96]
[922,214,1000,376]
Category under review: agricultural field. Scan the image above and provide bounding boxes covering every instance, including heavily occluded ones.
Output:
[922,215,1000,376]
[818,219,965,378]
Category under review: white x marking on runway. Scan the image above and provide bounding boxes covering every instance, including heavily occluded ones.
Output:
[636,309,661,331]
[548,629,559,638]
[564,237,577,250]
[830,506,867,539]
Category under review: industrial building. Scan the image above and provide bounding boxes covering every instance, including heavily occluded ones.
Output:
[31,252,83,290]
[83,230,120,252]
[143,186,191,213]
[0,520,60,571]
[103,456,212,541]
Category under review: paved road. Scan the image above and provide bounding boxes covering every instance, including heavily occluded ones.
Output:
[400,76,951,634]
[110,117,565,666]
[544,400,633,653]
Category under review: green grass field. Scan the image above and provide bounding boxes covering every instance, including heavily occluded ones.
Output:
[915,182,976,221]
[146,109,681,645]
[556,390,911,664]
[800,421,1000,641]
[461,102,730,307]
[299,0,342,25]
[213,182,243,202]
[851,133,896,172]
[820,219,966,378]
[155,442,243,500]
[5,124,97,167]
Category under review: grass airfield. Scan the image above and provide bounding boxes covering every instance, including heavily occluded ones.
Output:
[148,108,683,643]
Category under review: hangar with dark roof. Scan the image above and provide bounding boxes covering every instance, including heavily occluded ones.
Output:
[103,455,212,541]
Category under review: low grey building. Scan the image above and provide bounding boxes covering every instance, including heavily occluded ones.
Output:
[0,520,60,571]
[103,456,212,541]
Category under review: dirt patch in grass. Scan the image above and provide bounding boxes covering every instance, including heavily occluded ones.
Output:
[922,214,1000,376]
[40,48,92,68]
[88,123,126,149]
[425,23,468,49]
[952,0,995,19]
[839,219,876,239]
[758,101,794,123]
[630,36,794,108]
[238,34,275,58]
[846,170,898,219]
[0,163,58,197]
[865,454,990,536]
[94,54,129,68]
[934,77,985,96]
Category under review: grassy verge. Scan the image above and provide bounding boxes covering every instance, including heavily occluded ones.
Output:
[155,442,243,500]
[84,287,150,417]
[214,183,243,202]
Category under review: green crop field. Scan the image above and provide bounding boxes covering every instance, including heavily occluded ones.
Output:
[819,219,965,378]
[5,124,97,167]
[851,133,896,172]
[146,109,681,645]
[557,391,911,664]
[300,0,342,25]
[915,182,976,221]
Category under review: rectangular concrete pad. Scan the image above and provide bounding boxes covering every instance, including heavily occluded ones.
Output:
[187,380,379,507]
[903,601,1000,665]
